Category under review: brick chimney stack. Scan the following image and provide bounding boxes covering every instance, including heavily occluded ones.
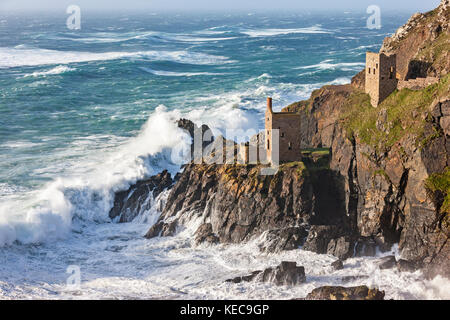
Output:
[267,97,273,113]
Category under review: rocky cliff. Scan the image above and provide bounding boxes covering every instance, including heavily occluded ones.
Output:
[110,1,450,279]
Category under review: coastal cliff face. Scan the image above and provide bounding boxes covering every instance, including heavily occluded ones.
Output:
[110,1,450,279]
[285,81,449,278]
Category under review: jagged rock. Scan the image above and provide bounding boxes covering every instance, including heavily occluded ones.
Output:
[378,256,397,270]
[303,226,353,260]
[327,236,354,260]
[194,223,219,244]
[305,286,385,300]
[354,238,378,257]
[258,227,308,253]
[155,163,320,244]
[303,225,341,254]
[331,260,344,270]
[109,170,173,223]
[144,220,177,239]
[226,262,306,286]
[397,259,419,272]
[144,221,164,239]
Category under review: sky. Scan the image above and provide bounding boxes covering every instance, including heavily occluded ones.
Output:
[0,0,442,12]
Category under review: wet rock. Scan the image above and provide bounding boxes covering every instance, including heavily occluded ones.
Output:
[327,236,354,260]
[145,221,164,239]
[259,227,308,253]
[378,256,397,270]
[109,170,173,223]
[331,260,344,270]
[354,238,378,257]
[158,163,316,244]
[226,262,306,286]
[226,271,262,284]
[303,225,342,254]
[305,286,385,300]
[194,223,219,244]
[303,226,354,260]
[396,259,419,272]
[145,220,178,239]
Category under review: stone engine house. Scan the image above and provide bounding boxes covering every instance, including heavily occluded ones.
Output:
[265,97,302,163]
[365,52,398,107]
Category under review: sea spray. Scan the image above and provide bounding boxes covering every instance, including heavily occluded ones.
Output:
[0,107,191,246]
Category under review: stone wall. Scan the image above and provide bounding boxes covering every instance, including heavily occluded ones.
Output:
[265,98,302,163]
[365,52,398,106]
[398,77,439,90]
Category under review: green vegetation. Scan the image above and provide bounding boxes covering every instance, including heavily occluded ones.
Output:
[425,168,450,214]
[341,74,450,152]
[301,148,330,157]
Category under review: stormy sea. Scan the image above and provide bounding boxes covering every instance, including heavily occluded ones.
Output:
[0,10,448,299]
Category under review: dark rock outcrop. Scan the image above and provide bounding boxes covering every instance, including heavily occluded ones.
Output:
[145,220,178,239]
[109,118,214,223]
[331,260,344,270]
[159,163,318,245]
[226,262,306,286]
[258,227,308,253]
[194,223,219,244]
[109,170,173,222]
[378,256,397,270]
[397,259,420,272]
[302,225,354,260]
[305,286,385,300]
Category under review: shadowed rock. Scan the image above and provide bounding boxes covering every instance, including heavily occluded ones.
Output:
[109,170,173,223]
[226,261,306,286]
[378,256,397,270]
[331,260,344,270]
[305,286,385,300]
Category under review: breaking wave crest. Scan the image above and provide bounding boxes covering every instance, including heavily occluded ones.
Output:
[0,47,233,68]
[0,108,191,247]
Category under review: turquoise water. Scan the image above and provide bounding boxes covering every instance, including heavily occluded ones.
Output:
[0,11,407,192]
[3,11,445,300]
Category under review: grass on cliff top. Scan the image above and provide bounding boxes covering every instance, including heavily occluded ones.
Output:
[341,74,450,151]
[425,168,450,214]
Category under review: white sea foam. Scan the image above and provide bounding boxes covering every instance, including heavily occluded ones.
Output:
[139,67,226,77]
[0,107,191,247]
[23,65,75,78]
[296,59,365,71]
[0,47,233,68]
[55,30,236,44]
[327,77,351,85]
[241,26,332,37]
[0,217,448,300]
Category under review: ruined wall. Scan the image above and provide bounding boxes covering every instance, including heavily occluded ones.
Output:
[398,77,439,90]
[265,98,301,163]
[365,52,398,106]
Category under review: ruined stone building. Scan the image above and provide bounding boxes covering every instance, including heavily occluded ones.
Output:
[265,97,302,163]
[365,52,398,107]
